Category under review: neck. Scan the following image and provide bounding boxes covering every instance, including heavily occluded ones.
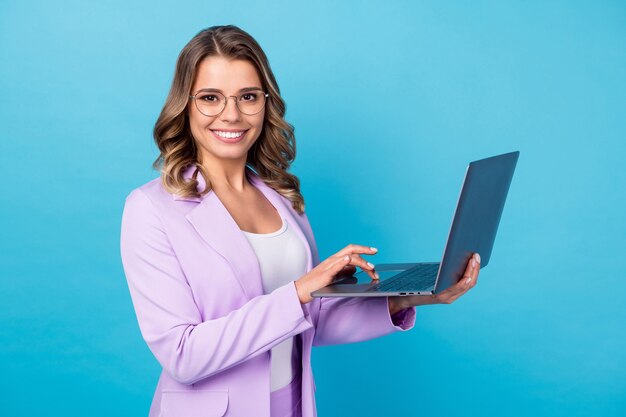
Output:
[199,155,250,193]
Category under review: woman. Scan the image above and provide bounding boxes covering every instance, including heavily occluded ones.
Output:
[120,25,480,417]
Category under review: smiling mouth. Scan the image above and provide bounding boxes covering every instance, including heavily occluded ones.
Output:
[209,129,249,143]
[210,129,248,139]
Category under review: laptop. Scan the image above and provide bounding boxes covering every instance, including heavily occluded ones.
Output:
[311,151,519,298]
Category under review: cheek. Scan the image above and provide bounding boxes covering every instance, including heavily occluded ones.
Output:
[188,108,202,128]
[187,117,201,140]
[250,117,265,140]
[251,112,265,130]
[188,111,214,137]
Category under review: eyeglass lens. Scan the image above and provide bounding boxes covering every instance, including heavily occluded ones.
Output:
[194,91,267,116]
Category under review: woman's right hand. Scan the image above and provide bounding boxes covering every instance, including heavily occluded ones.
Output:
[294,244,379,304]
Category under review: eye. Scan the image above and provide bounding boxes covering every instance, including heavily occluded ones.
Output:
[198,94,220,102]
[241,92,259,101]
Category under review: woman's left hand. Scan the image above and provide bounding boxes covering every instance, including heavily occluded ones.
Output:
[388,253,481,315]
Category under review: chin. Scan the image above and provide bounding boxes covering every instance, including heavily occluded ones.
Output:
[209,146,251,161]
[196,133,258,163]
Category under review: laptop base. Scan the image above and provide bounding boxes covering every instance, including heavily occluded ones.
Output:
[310,262,437,298]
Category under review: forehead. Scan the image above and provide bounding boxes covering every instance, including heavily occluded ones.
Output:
[192,56,262,92]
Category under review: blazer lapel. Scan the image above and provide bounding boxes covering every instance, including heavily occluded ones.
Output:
[177,165,261,299]
[177,164,314,302]
[185,192,264,300]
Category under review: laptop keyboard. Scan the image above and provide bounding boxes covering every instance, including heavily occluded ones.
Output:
[367,263,439,292]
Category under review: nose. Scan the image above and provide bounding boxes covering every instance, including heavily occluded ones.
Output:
[220,96,242,122]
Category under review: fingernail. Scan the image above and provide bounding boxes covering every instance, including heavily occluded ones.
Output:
[471,259,476,268]
[367,262,375,269]
[344,255,350,261]
[466,277,472,284]
[370,247,378,252]
[475,253,481,264]
[375,272,380,279]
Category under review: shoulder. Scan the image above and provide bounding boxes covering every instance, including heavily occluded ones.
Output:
[121,175,193,242]
[121,176,190,233]
[124,176,177,210]
[121,178,162,224]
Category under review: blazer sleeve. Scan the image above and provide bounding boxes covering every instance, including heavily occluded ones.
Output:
[120,189,313,385]
[295,212,417,347]
[312,296,416,347]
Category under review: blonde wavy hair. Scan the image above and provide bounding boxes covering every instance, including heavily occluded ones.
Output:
[152,25,305,213]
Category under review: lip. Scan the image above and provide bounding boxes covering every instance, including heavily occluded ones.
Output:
[210,129,248,144]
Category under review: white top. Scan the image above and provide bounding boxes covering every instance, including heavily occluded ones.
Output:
[241,215,309,391]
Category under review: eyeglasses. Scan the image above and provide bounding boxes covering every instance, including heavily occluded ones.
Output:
[189,89,269,116]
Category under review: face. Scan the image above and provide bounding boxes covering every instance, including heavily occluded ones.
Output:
[188,56,265,166]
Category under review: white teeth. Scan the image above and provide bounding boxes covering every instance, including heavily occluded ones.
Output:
[213,130,245,139]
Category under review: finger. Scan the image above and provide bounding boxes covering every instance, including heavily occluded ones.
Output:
[334,244,378,258]
[346,254,380,280]
[334,265,357,279]
[439,265,474,301]
[438,279,471,303]
[327,255,352,275]
[472,253,481,282]
[460,254,480,287]
[464,253,481,289]
[332,254,378,280]
[437,284,467,304]
[435,254,482,304]
[339,265,357,275]
[451,254,481,295]
[320,256,352,285]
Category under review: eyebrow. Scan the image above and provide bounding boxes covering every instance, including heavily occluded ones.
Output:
[196,86,263,93]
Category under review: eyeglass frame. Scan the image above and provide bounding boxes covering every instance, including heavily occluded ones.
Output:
[189,89,270,116]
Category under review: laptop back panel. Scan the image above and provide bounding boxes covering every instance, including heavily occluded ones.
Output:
[434,151,519,293]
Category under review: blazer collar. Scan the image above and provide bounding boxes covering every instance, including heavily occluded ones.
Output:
[179,164,313,300]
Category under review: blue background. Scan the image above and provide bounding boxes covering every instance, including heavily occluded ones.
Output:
[1,1,625,416]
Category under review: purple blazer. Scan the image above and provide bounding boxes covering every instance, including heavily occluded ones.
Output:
[120,164,416,417]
